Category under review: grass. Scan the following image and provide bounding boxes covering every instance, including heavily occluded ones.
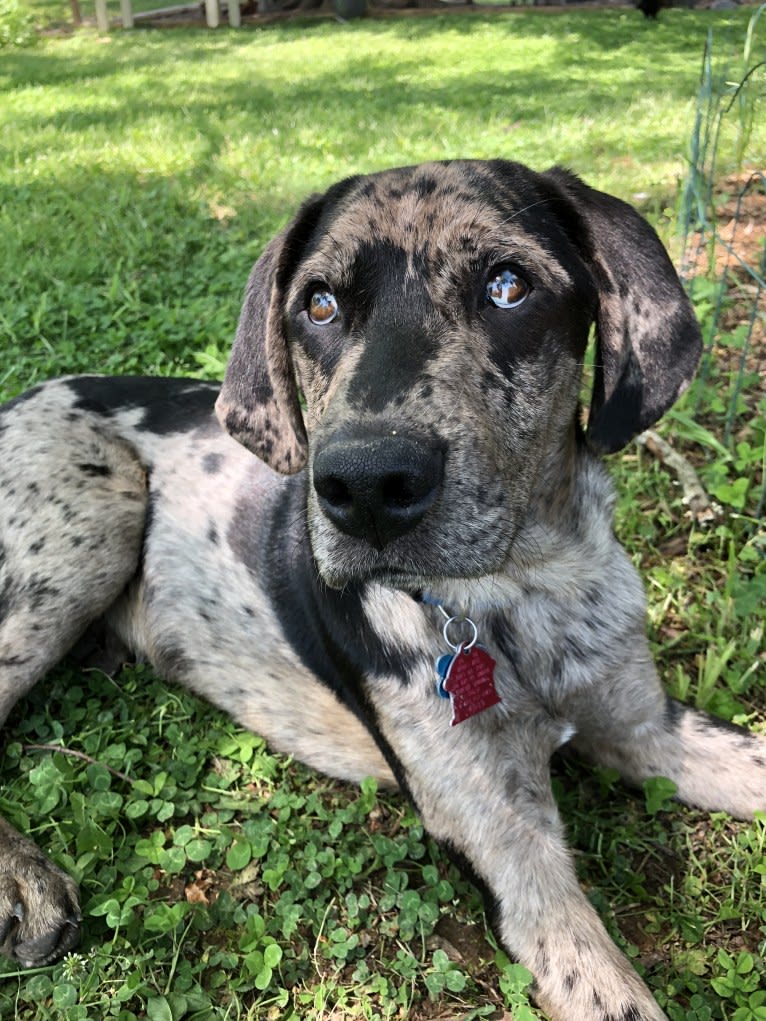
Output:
[1,6,765,1020]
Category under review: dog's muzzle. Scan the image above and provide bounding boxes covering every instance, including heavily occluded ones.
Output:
[312,435,444,549]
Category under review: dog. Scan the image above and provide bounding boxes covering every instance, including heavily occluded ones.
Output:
[1,160,764,1021]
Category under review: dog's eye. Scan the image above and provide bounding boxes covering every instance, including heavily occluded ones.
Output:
[486,268,529,309]
[308,290,339,325]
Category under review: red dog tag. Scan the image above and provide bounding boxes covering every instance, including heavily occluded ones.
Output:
[443,644,501,725]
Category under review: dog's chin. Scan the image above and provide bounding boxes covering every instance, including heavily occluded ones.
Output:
[313,548,512,594]
[315,562,432,593]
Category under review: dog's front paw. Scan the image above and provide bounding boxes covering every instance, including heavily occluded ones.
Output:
[0,827,81,967]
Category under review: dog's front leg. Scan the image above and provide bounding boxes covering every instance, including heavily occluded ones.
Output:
[365,668,667,1021]
[0,817,81,966]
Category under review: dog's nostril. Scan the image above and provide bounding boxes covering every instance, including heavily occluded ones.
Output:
[318,476,354,509]
[381,474,419,508]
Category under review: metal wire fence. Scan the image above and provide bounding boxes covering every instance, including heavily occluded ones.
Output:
[676,5,765,518]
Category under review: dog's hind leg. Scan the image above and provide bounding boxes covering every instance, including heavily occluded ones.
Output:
[0,399,147,715]
[569,654,766,820]
[0,389,147,964]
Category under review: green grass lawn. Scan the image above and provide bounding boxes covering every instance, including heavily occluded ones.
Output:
[0,7,764,1020]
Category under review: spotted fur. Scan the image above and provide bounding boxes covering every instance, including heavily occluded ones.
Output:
[1,161,764,1021]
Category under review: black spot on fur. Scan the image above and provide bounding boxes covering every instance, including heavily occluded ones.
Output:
[78,462,112,478]
[257,433,275,458]
[563,970,578,992]
[664,696,684,730]
[0,547,16,628]
[600,1005,647,1021]
[582,587,601,608]
[619,1006,647,1021]
[521,783,545,805]
[0,654,31,667]
[25,578,60,610]
[700,711,757,741]
[414,175,437,198]
[153,643,192,680]
[66,377,219,436]
[562,634,587,663]
[202,452,224,474]
[535,938,550,977]
[488,616,524,679]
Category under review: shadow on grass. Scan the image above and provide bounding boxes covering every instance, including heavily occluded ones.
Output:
[3,10,749,184]
[1,9,748,96]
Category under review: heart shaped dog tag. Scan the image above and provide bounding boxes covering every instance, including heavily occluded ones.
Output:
[443,644,501,725]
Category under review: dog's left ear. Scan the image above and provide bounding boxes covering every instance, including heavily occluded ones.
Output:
[215,193,329,474]
[544,168,702,454]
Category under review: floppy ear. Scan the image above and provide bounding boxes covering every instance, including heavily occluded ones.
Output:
[544,168,702,454]
[215,195,327,474]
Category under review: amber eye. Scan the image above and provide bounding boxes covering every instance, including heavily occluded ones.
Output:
[308,290,339,325]
[486,268,529,309]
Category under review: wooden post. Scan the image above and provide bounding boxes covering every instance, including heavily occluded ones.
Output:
[228,0,241,26]
[120,0,134,27]
[94,0,109,31]
[204,0,219,25]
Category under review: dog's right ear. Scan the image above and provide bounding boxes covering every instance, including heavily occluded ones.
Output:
[215,195,327,475]
[541,168,702,454]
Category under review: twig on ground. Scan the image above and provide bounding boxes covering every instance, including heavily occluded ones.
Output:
[638,429,718,523]
[21,744,136,785]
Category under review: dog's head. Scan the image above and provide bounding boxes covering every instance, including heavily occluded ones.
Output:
[216,160,701,589]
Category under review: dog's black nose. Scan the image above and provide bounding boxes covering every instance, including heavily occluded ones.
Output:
[313,436,444,547]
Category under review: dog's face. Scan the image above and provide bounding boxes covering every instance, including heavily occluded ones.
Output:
[217,161,701,589]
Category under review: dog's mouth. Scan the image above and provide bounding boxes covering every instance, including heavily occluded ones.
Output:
[312,539,515,594]
[317,560,433,592]
[356,565,433,590]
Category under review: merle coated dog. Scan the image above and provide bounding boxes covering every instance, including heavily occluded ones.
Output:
[1,160,764,1021]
